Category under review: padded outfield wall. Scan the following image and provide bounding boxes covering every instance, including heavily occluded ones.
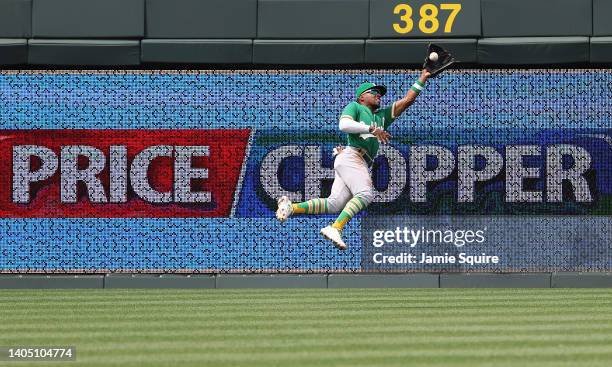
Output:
[0,69,610,273]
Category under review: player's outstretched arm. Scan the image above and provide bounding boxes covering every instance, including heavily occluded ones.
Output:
[392,69,431,118]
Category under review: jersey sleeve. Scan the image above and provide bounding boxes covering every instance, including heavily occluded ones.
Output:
[377,103,396,129]
[340,102,360,121]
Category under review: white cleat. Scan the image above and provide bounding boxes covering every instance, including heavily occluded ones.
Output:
[320,225,347,250]
[275,196,293,223]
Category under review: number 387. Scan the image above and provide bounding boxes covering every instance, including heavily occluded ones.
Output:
[393,3,462,34]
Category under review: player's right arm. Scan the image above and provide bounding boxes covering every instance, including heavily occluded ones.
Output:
[339,102,368,133]
[339,102,390,143]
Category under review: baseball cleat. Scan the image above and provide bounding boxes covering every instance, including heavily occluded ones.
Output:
[275,196,293,223]
[320,225,347,250]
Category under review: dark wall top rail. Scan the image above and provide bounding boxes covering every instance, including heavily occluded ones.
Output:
[0,0,611,66]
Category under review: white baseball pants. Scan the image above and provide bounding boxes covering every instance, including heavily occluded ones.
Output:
[326,147,375,213]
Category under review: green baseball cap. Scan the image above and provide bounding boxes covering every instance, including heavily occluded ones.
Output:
[355,82,387,99]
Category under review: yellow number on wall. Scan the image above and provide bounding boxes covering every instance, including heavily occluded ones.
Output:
[419,4,439,34]
[440,3,462,33]
[392,3,462,34]
[393,4,414,34]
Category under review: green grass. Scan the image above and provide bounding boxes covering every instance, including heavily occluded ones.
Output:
[1,289,612,367]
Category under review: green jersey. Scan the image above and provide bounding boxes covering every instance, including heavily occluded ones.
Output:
[340,101,396,161]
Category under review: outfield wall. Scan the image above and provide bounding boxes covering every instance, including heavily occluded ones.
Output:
[2,0,612,66]
[0,69,610,273]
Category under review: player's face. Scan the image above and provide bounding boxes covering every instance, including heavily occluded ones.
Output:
[361,89,381,109]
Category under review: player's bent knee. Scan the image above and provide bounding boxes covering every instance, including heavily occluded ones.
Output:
[356,190,374,206]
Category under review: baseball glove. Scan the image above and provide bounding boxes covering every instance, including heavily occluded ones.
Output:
[423,43,455,78]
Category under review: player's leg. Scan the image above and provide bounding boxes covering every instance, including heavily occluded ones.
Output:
[291,198,330,215]
[321,150,373,250]
[319,169,352,250]
[276,160,352,222]
[291,171,352,215]
[276,196,333,222]
[331,151,374,232]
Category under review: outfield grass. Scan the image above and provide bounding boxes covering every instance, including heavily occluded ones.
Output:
[1,289,612,367]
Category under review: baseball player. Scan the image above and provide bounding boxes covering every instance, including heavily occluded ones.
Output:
[276,68,432,250]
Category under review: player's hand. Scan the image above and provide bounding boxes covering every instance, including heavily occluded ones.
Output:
[372,127,391,144]
[421,69,431,80]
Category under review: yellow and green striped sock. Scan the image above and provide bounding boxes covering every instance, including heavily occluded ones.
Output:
[291,198,329,214]
[332,196,367,231]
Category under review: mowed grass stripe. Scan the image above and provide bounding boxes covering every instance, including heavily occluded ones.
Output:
[3,309,611,327]
[3,320,612,344]
[1,289,612,367]
[2,295,610,309]
[25,345,612,364]
[3,313,612,331]
[0,288,609,302]
[2,303,609,316]
[1,296,610,313]
[5,331,612,352]
[2,307,609,321]
[23,351,612,367]
[0,287,608,296]
[39,347,612,365]
[3,320,612,341]
[2,291,609,310]
[3,300,609,313]
[0,319,612,340]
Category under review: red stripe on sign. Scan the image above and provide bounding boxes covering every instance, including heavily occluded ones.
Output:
[0,129,251,218]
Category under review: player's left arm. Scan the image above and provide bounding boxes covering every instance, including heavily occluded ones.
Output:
[391,69,431,119]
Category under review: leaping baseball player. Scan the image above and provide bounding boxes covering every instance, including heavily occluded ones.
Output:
[275,68,432,250]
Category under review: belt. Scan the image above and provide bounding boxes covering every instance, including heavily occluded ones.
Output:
[347,146,373,166]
